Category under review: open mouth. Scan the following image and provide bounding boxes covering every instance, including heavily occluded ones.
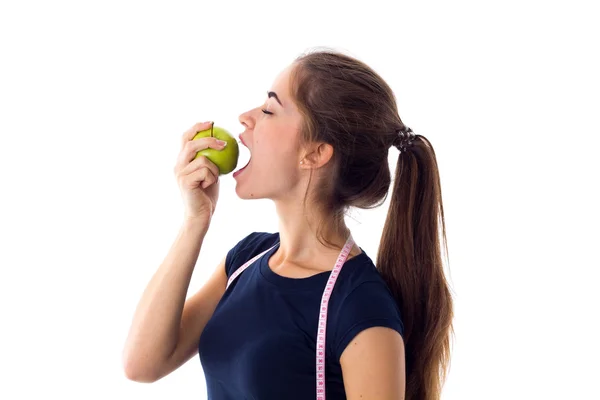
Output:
[234,138,251,178]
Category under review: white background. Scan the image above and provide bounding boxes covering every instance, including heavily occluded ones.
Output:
[1,0,598,399]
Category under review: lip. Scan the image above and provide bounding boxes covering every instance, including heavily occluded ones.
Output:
[233,163,248,179]
[239,134,248,148]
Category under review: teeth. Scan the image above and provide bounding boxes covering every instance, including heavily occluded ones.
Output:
[236,142,251,171]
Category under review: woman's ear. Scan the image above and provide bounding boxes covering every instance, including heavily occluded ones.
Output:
[300,142,334,169]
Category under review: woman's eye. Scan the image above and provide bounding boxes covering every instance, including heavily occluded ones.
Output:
[261,109,274,115]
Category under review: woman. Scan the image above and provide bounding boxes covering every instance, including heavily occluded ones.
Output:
[123,49,453,400]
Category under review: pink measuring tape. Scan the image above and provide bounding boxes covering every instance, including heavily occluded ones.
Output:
[225,235,355,400]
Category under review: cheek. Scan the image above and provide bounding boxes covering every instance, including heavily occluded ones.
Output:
[256,140,298,167]
[277,147,300,171]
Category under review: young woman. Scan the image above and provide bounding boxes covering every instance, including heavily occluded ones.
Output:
[123,50,453,400]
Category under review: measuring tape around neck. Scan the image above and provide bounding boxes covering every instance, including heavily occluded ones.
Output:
[225,235,355,400]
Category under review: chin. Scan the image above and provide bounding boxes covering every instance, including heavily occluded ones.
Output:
[233,165,269,200]
[234,183,263,200]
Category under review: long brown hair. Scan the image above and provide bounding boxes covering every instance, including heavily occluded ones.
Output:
[289,49,454,400]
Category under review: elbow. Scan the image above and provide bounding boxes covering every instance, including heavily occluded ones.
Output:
[122,350,158,383]
[123,361,158,383]
[123,365,157,383]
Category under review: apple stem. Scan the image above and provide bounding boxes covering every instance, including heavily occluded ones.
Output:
[210,122,214,138]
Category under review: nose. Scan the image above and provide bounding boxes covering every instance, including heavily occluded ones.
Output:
[238,109,256,131]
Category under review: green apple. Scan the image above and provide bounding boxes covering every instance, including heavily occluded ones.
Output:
[192,124,239,175]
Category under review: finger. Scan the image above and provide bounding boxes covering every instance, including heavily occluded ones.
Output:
[180,167,217,190]
[179,167,209,190]
[180,154,220,178]
[181,121,214,149]
[201,168,218,189]
[174,137,227,174]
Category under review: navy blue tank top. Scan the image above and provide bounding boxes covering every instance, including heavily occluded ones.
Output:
[198,232,404,399]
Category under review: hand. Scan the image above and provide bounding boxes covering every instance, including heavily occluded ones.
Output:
[173,122,227,223]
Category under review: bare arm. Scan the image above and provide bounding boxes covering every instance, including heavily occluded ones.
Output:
[341,327,406,399]
[122,218,228,382]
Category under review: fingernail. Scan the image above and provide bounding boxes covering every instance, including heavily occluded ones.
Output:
[218,140,227,146]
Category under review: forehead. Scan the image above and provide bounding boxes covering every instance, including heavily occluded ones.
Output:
[269,64,300,115]
[270,64,293,96]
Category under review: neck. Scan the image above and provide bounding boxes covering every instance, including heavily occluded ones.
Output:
[273,200,350,266]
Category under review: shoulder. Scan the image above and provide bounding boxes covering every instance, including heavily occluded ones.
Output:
[328,255,405,362]
[225,231,279,277]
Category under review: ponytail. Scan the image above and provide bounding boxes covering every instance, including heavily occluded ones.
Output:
[377,135,454,400]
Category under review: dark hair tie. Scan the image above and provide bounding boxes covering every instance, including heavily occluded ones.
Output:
[394,127,416,152]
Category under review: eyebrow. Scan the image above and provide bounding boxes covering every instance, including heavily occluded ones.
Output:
[267,91,283,107]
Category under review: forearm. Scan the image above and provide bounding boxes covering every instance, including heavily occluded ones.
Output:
[122,218,209,370]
